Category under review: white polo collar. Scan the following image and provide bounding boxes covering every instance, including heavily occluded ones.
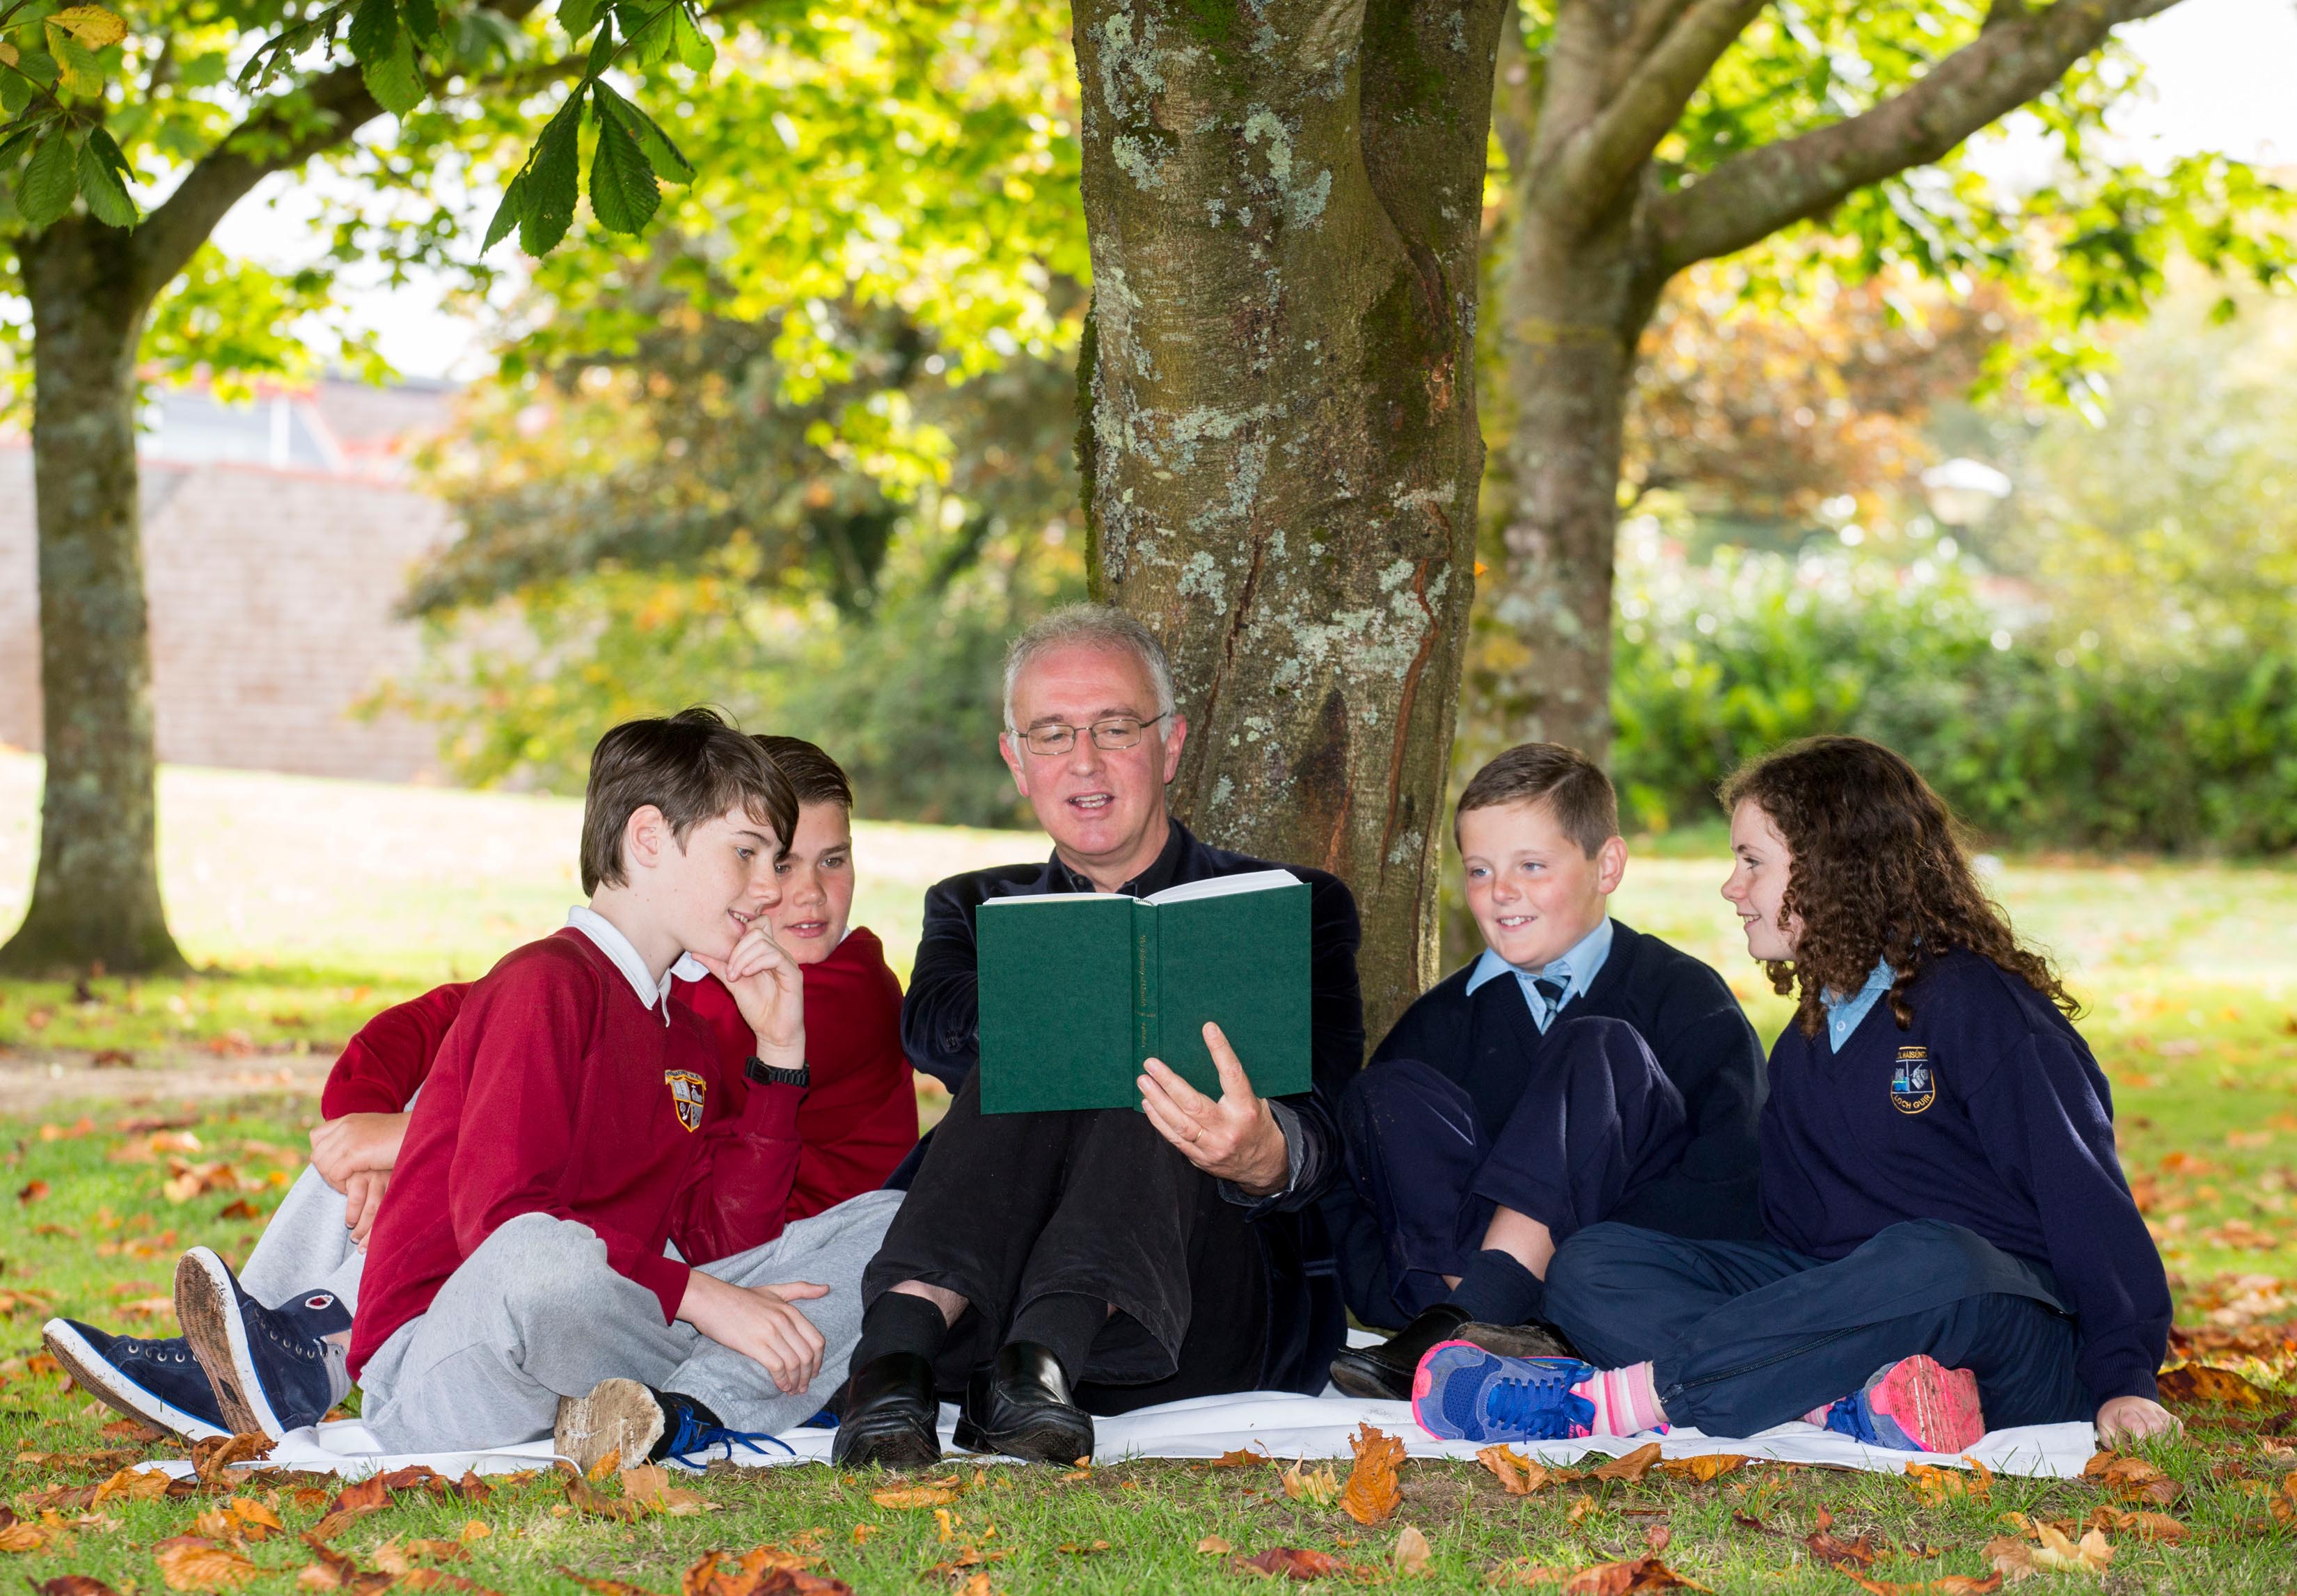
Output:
[565,906,677,1025]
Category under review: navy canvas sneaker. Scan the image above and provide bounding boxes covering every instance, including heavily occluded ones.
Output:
[42,1318,230,1441]
[174,1247,337,1439]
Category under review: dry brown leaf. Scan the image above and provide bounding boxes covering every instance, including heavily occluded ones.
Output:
[2156,1364,2270,1409]
[90,1465,173,1506]
[1904,1462,1993,1506]
[192,1509,241,1544]
[29,1579,123,1596]
[404,1541,467,1564]
[1280,1460,1341,1508]
[1483,1558,1564,1587]
[1803,1505,1882,1572]
[1391,1525,1432,1577]
[1565,1498,1596,1526]
[869,1486,958,1510]
[1643,1526,1670,1554]
[154,1537,258,1592]
[0,1518,49,1554]
[2030,1524,2112,1574]
[1476,1445,1579,1496]
[585,1448,623,1483]
[1590,1443,1663,1484]
[1056,1542,1112,1556]
[1233,1546,1364,1580]
[1927,1579,2006,1595]
[562,1471,642,1524]
[2084,1506,2186,1542]
[1659,1454,1746,1483]
[561,1572,668,1596]
[619,1464,713,1517]
[1558,1556,1710,1593]
[1341,1424,1406,1526]
[2078,1452,2181,1507]
[1197,1535,1235,1556]
[1211,1446,1272,1469]
[459,1522,491,1544]
[228,1497,284,1538]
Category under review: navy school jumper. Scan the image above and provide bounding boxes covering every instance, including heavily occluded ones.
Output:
[1547,949,2170,1432]
[1323,920,1769,1328]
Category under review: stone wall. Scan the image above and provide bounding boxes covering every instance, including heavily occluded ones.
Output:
[0,381,461,783]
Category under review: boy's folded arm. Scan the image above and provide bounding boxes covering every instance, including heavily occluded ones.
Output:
[1970,1029,2172,1407]
[667,1078,807,1266]
[322,981,473,1119]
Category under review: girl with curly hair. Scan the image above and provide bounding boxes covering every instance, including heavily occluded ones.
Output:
[1408,736,2175,1453]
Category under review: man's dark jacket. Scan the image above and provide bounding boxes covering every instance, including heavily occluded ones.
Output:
[901,819,1365,1396]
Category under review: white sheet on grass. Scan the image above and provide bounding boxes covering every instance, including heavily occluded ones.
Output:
[141,1392,2096,1482]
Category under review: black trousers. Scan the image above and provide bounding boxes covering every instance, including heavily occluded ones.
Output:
[860,1072,1267,1416]
[1339,1016,1689,1322]
[1545,1219,2090,1435]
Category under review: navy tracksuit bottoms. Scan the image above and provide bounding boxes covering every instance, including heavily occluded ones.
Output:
[1545,1217,2095,1436]
[1339,1016,1689,1325]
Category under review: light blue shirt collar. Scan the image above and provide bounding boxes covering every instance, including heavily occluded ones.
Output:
[1463,917,1615,1034]
[1822,961,1895,1052]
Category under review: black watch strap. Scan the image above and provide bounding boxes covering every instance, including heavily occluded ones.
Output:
[745,1054,810,1089]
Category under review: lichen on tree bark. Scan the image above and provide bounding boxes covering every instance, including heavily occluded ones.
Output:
[1072,0,1506,1039]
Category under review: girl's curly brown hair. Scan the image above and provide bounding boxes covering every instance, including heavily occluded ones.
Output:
[1719,735,2076,1037]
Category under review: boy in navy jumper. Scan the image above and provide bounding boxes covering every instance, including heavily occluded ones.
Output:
[1410,736,2177,1451]
[1326,744,1767,1400]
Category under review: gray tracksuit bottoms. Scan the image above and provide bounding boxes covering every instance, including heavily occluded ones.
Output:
[354,1189,900,1453]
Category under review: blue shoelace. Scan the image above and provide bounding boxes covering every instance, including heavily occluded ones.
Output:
[660,1408,797,1466]
[1482,1369,1595,1439]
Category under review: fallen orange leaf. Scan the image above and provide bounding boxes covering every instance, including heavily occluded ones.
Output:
[2155,1364,2269,1408]
[1559,1555,1710,1593]
[1590,1443,1663,1484]
[1391,1525,1432,1577]
[1341,1423,1406,1526]
[154,1538,258,1593]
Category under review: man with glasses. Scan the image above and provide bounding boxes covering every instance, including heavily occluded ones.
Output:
[834,604,1366,1467]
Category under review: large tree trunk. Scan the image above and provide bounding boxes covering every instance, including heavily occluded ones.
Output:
[1468,203,1664,767]
[0,220,185,976]
[1072,0,1507,1043]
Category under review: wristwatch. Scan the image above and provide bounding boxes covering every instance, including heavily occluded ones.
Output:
[745,1055,810,1089]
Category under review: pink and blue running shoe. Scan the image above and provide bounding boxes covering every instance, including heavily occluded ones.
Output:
[1410,1341,1597,1442]
[1817,1354,1986,1453]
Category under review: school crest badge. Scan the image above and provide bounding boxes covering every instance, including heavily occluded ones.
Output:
[1890,1045,1935,1115]
[664,1070,708,1132]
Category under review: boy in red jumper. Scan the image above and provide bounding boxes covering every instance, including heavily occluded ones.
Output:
[178,710,903,1464]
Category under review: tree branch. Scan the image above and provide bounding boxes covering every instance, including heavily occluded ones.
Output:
[1492,0,1541,177]
[1652,0,2192,272]
[127,0,546,303]
[1531,0,1767,231]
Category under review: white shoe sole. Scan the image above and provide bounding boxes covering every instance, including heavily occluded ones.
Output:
[42,1319,230,1442]
[175,1247,283,1439]
[555,1378,664,1474]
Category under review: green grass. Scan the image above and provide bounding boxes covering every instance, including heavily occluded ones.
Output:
[5,754,2297,1590]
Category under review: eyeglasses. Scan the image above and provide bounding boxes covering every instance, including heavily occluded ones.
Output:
[1010,712,1171,756]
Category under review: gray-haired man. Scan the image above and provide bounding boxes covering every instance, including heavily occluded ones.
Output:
[833,604,1366,1467]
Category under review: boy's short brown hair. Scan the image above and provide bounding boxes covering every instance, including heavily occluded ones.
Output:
[581,708,798,895]
[755,735,854,812]
[1455,743,1619,859]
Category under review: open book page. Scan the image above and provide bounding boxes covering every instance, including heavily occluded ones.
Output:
[1144,869,1301,906]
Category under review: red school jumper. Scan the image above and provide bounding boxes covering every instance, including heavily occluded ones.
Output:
[322,930,917,1218]
[672,927,916,1220]
[346,929,803,1380]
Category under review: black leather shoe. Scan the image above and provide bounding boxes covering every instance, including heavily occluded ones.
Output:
[1328,1303,1470,1400]
[1329,1305,1583,1400]
[830,1351,942,1470]
[952,1341,1094,1464]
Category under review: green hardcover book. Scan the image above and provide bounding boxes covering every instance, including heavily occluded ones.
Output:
[975,869,1312,1114]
